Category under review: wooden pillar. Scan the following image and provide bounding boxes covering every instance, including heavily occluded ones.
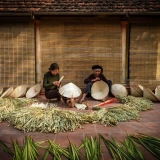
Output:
[121,21,128,84]
[35,20,42,84]
[156,24,160,81]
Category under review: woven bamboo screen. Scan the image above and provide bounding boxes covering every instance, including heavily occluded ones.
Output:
[41,17,122,90]
[129,23,160,90]
[0,18,35,88]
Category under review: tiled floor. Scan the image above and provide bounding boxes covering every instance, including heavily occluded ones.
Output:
[0,94,160,160]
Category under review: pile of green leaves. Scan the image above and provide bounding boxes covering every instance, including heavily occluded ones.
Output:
[0,133,159,160]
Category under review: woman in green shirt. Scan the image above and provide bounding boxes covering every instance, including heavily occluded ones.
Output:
[43,63,61,100]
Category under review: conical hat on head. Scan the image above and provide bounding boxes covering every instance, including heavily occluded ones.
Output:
[1,87,14,98]
[155,85,160,100]
[111,84,128,97]
[0,86,3,96]
[9,85,27,98]
[59,82,82,98]
[26,84,41,98]
[143,87,159,102]
[130,85,143,97]
[91,81,109,100]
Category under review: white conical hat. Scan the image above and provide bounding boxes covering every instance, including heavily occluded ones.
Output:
[143,87,159,102]
[137,84,143,92]
[130,85,143,97]
[1,87,14,98]
[155,85,160,100]
[0,86,3,96]
[59,82,81,98]
[111,84,128,97]
[91,81,109,100]
[9,85,28,98]
[26,84,41,98]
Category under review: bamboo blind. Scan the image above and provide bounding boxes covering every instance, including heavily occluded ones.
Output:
[0,18,35,88]
[129,23,160,90]
[41,17,122,90]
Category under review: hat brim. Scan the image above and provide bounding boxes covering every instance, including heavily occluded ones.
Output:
[0,86,3,96]
[91,81,109,100]
[143,88,160,102]
[1,87,14,98]
[9,85,28,98]
[155,86,160,100]
[111,84,128,97]
[26,84,41,98]
[130,85,143,97]
[59,82,82,98]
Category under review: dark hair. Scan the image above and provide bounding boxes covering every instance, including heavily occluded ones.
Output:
[49,63,59,71]
[92,65,103,73]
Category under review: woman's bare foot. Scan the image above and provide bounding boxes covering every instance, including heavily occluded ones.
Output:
[79,98,85,104]
[79,93,88,103]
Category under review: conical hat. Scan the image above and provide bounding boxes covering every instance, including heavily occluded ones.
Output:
[155,85,160,100]
[1,87,14,98]
[111,84,128,97]
[137,84,143,92]
[143,87,159,102]
[130,85,143,97]
[91,81,109,100]
[9,85,28,98]
[0,86,3,96]
[59,82,81,98]
[26,84,41,98]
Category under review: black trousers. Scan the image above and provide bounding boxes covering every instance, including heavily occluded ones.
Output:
[45,89,60,99]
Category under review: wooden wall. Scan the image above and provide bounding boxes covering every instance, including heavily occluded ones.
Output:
[40,16,122,90]
[0,16,159,91]
[0,18,35,88]
[129,18,160,90]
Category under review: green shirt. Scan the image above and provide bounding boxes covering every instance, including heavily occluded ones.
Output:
[43,71,60,90]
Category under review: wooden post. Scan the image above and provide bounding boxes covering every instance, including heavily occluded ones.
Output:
[156,24,160,81]
[121,21,128,84]
[35,20,42,84]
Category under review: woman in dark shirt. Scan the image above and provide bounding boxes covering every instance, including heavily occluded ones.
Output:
[43,63,61,100]
[79,65,112,103]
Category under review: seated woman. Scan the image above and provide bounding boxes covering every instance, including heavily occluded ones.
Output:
[80,65,112,103]
[43,63,61,101]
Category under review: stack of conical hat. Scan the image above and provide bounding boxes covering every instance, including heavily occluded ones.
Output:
[0,87,14,98]
[111,84,128,97]
[26,84,41,98]
[155,85,160,100]
[9,85,28,98]
[59,82,82,98]
[130,84,143,97]
[0,86,3,96]
[91,81,109,100]
[143,87,160,102]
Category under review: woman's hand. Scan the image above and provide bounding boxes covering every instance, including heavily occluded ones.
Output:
[92,77,100,82]
[53,81,61,87]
